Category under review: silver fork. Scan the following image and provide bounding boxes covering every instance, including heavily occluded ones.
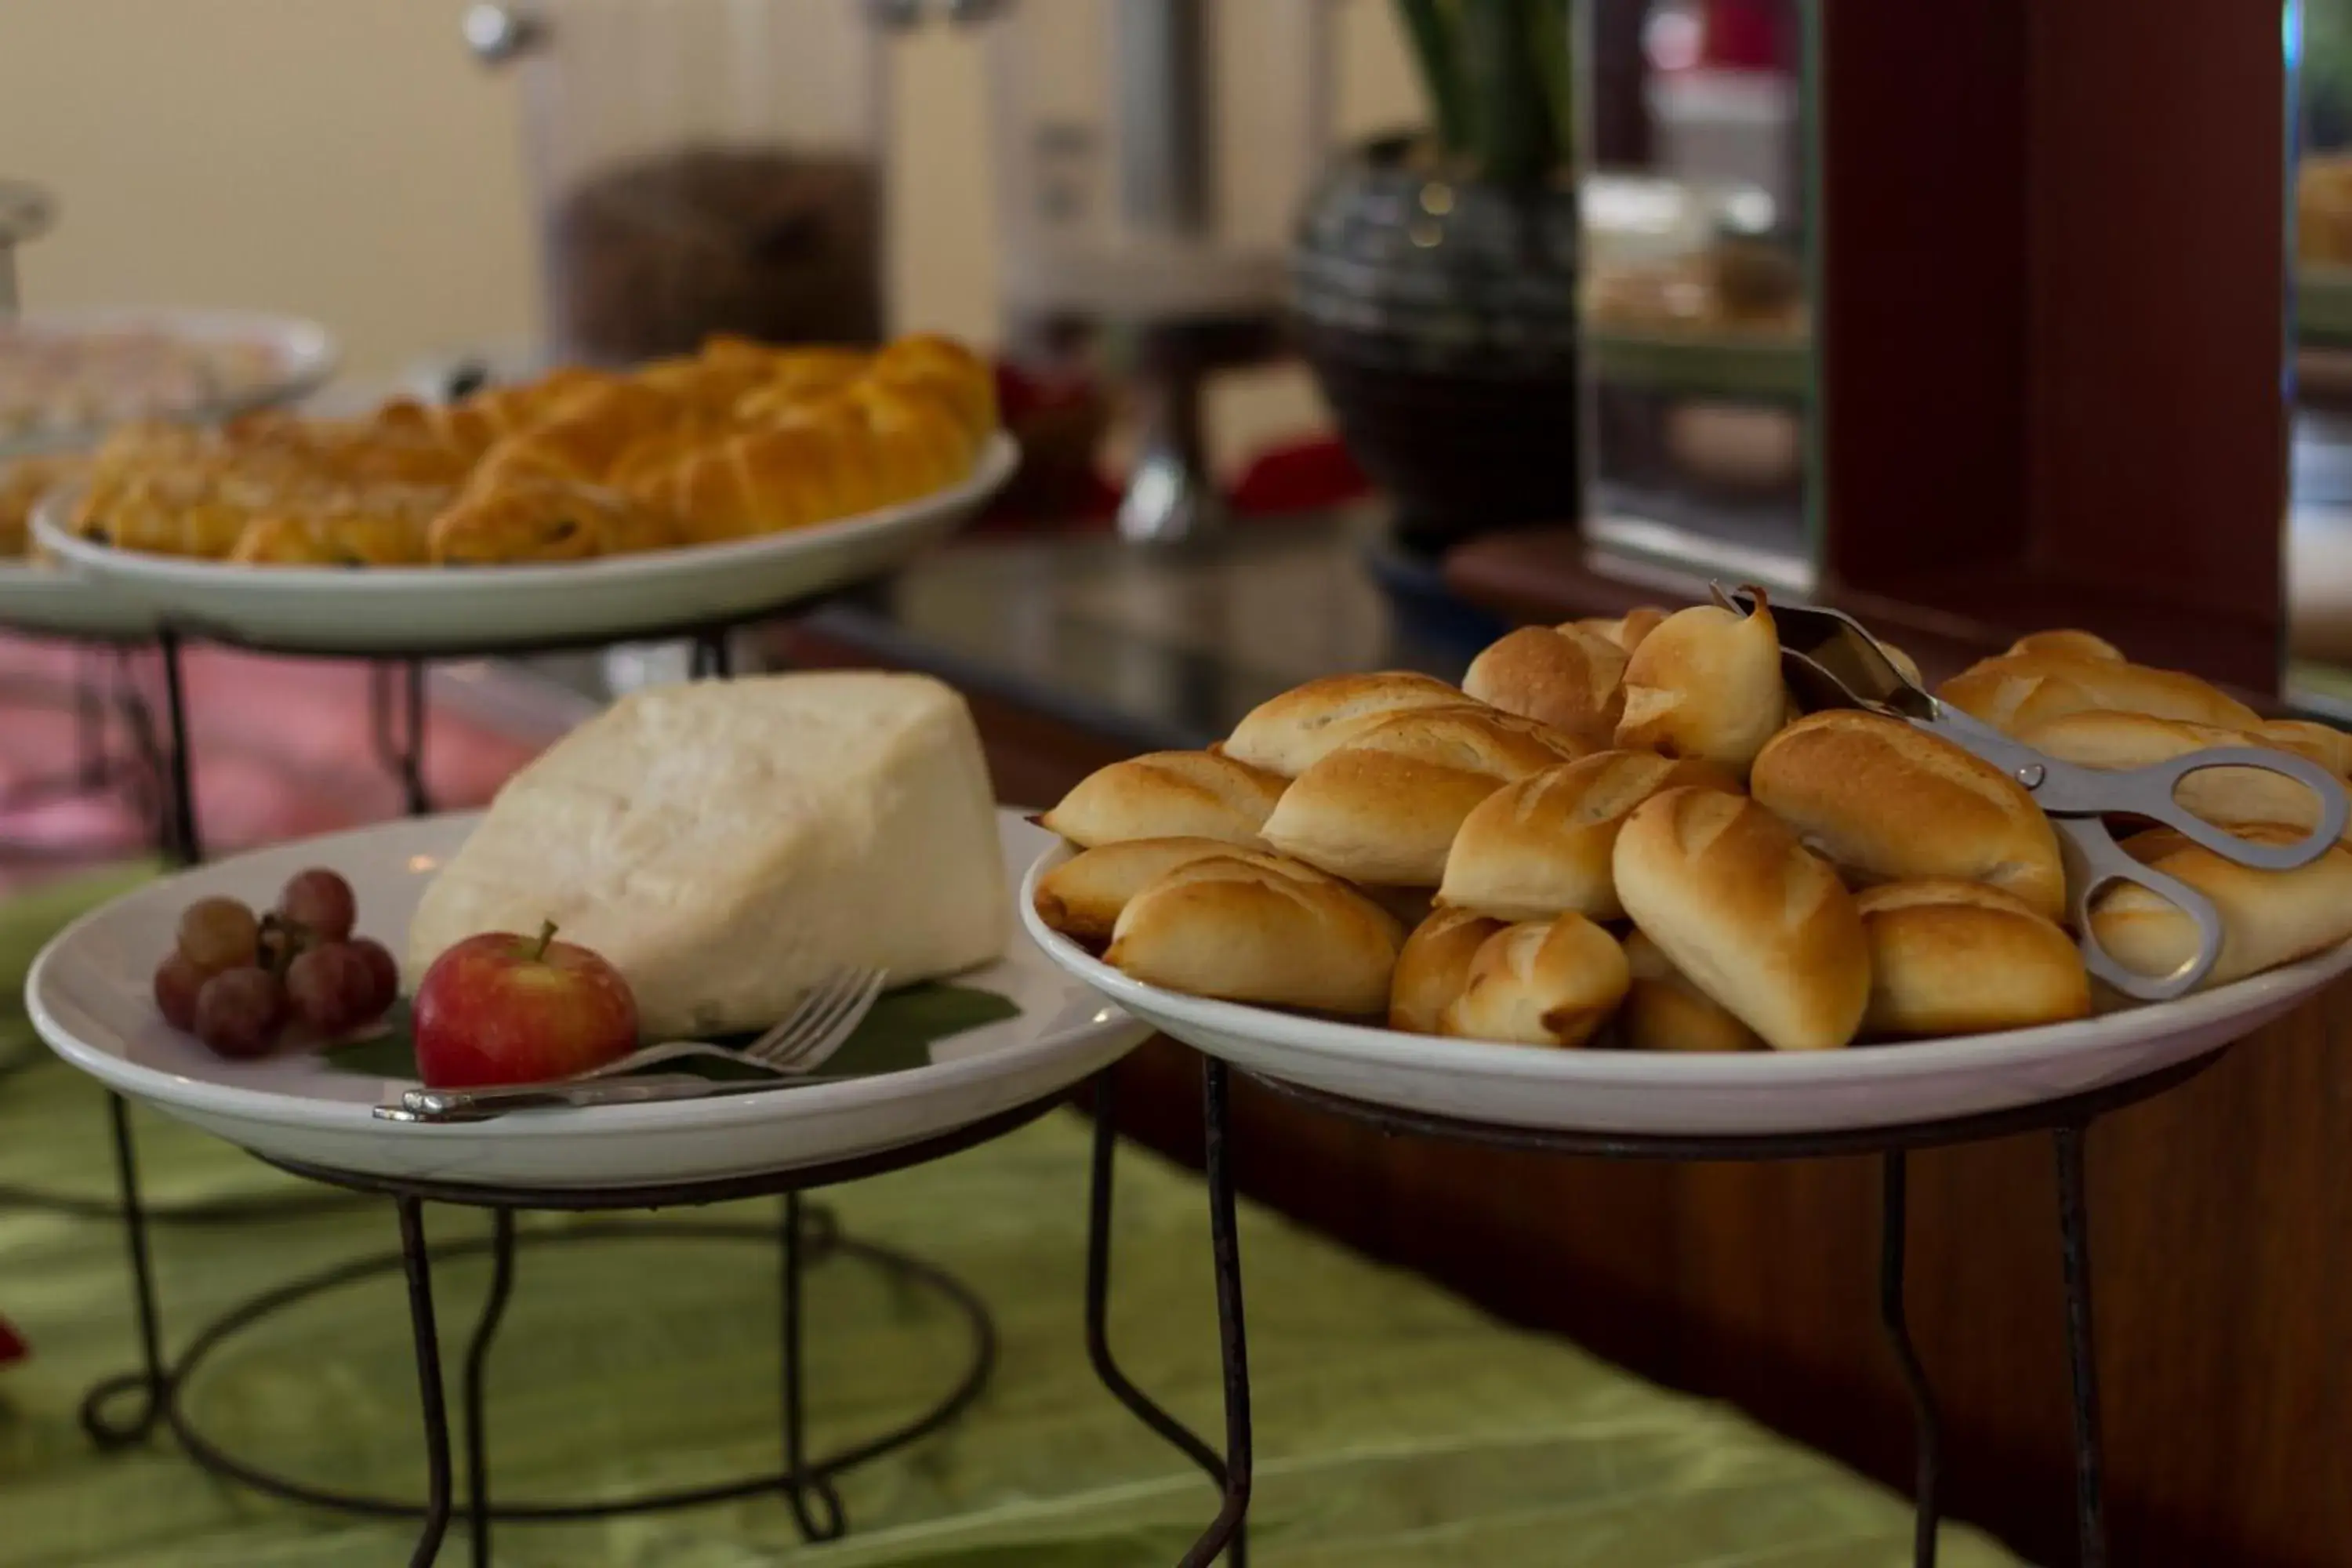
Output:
[395,967,886,1116]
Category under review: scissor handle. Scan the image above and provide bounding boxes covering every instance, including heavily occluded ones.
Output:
[2044,746,2348,871]
[2054,816,2229,1001]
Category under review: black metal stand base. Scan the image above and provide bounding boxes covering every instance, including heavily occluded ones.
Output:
[1153,1051,2227,1568]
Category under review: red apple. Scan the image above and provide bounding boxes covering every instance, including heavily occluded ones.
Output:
[412,921,638,1089]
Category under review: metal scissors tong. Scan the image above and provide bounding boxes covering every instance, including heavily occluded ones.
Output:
[1713,586,2350,1001]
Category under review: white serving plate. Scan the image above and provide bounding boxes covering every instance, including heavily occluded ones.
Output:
[0,557,158,640]
[1018,840,2352,1138]
[0,306,339,459]
[31,432,1017,654]
[27,809,1146,1189]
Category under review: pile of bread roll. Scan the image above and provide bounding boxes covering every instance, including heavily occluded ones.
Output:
[1030,595,2352,1054]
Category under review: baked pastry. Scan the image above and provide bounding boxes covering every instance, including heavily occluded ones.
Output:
[1937,652,2260,735]
[1855,880,2089,1036]
[2013,710,2344,839]
[1436,750,1737,921]
[1032,837,1295,945]
[427,477,678,564]
[1751,710,2067,921]
[1222,672,1471,777]
[868,332,999,439]
[1105,854,1405,1015]
[1572,607,1670,654]
[1615,591,1789,773]
[1436,915,1630,1047]
[1613,787,1871,1051]
[2008,629,2122,662]
[1389,907,1509,1034]
[2089,825,2352,989]
[1461,623,1628,748]
[1620,931,1764,1052]
[1038,751,1288,851]
[231,506,433,567]
[1261,707,1585,886]
[0,452,86,556]
[2256,719,2352,780]
[470,379,683,487]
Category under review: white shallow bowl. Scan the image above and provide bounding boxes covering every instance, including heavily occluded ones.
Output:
[0,306,339,459]
[1018,840,2352,1138]
[32,432,1017,655]
[27,809,1146,1190]
[0,557,157,640]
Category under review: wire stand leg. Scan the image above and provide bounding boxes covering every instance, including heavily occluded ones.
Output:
[397,1198,456,1568]
[2055,1123,2107,1568]
[1180,1057,1253,1568]
[1878,1152,1940,1568]
[157,633,201,865]
[1084,1071,1244,1563]
[72,649,107,787]
[781,1191,848,1541]
[372,662,433,818]
[78,1094,171,1446]
[462,1210,517,1567]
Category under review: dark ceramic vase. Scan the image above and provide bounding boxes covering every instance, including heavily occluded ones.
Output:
[1292,135,1581,554]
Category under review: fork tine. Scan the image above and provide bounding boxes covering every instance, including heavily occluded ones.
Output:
[748,968,860,1067]
[757,967,883,1069]
[782,969,884,1069]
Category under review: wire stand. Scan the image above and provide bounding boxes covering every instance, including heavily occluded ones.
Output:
[0,644,168,863]
[144,1095,1060,1567]
[1152,1048,2228,1568]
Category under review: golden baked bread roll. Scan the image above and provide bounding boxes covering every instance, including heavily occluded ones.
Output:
[2257,719,2352,779]
[1261,708,1584,886]
[1222,672,1471,777]
[2009,629,2123,662]
[1620,930,1763,1052]
[731,349,878,423]
[1937,652,2260,735]
[1436,750,1737,920]
[836,379,979,499]
[2013,710,2344,839]
[1038,751,1288,851]
[1105,853,1404,1015]
[1572,607,1670,654]
[1390,907,1509,1034]
[1751,710,2067,920]
[1032,837,1291,945]
[1436,915,1630,1047]
[426,477,680,564]
[1856,880,2089,1037]
[2089,825,2352,989]
[1462,624,1628,748]
[1613,787,1871,1051]
[1615,591,1788,773]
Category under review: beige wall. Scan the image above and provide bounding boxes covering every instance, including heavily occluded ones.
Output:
[0,0,1417,454]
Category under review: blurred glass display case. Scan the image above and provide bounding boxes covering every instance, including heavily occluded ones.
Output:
[2293,0,2352,714]
[1577,0,1817,593]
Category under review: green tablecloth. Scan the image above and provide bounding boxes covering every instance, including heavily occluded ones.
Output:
[0,869,2020,1567]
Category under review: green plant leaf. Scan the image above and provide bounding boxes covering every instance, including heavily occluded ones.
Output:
[1462,0,1560,187]
[1396,0,1472,156]
[322,983,1021,1084]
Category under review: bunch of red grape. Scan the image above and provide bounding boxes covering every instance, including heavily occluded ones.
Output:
[153,869,400,1059]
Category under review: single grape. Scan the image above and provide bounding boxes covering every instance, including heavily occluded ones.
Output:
[176,897,260,972]
[347,938,401,1018]
[193,967,287,1059]
[278,869,358,942]
[286,943,376,1035]
[153,953,206,1032]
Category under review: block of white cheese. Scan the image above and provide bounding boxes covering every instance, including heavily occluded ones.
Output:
[405,672,1007,1038]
